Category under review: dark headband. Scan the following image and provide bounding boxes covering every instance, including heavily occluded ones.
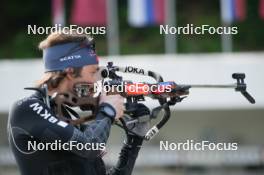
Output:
[43,42,98,72]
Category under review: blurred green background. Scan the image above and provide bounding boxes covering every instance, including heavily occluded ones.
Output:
[0,0,263,59]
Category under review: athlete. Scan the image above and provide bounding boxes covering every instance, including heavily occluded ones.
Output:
[8,32,150,175]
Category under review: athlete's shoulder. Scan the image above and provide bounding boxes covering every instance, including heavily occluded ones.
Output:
[8,96,44,126]
[9,95,46,115]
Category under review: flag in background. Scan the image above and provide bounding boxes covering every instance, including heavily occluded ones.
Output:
[71,0,107,26]
[259,0,264,20]
[128,0,165,27]
[220,0,246,24]
[52,0,65,25]
[234,0,246,21]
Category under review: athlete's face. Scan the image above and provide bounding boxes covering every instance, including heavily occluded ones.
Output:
[63,64,100,94]
[79,64,99,84]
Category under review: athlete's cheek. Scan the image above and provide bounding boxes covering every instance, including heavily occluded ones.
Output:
[83,73,96,83]
[91,74,98,83]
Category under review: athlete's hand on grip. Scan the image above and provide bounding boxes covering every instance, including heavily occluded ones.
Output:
[99,91,124,120]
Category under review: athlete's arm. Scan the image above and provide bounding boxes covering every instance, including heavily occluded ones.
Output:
[107,103,150,175]
[107,135,143,175]
[10,98,113,159]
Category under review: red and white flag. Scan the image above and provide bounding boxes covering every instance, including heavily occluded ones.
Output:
[234,0,246,21]
[259,0,264,20]
[52,0,65,25]
[71,0,107,26]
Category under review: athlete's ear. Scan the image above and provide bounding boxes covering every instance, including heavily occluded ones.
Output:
[65,67,75,80]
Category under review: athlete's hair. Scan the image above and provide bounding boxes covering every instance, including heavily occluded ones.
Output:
[36,32,94,89]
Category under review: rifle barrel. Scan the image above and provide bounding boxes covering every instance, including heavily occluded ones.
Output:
[181,83,237,89]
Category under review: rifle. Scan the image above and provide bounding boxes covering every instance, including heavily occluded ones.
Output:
[26,62,255,141]
[96,62,255,140]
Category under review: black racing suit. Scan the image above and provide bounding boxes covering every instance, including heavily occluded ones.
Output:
[7,91,143,175]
